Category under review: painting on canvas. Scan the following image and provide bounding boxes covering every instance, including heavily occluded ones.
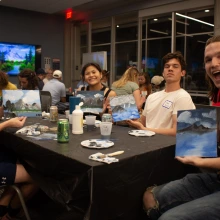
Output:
[76,91,104,113]
[110,94,140,122]
[2,90,42,117]
[176,107,218,157]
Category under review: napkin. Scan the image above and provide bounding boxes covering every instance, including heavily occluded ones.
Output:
[89,152,119,164]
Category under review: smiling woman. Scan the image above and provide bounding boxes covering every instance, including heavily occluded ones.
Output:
[79,62,116,120]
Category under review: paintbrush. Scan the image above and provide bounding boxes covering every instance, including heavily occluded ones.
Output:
[97,151,124,159]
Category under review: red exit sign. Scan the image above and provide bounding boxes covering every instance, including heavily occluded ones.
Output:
[66,11,73,19]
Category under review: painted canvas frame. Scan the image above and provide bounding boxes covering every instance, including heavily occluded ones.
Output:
[110,94,140,122]
[2,90,42,117]
[76,91,104,113]
[176,107,218,157]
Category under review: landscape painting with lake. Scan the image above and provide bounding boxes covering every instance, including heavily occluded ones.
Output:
[2,90,42,117]
[176,107,218,157]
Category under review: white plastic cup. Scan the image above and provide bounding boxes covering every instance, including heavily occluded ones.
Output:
[65,110,70,119]
[100,122,112,139]
[85,115,96,131]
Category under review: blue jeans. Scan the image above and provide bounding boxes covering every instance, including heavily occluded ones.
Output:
[148,173,220,220]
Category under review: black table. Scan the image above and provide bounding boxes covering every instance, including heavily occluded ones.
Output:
[1,118,194,220]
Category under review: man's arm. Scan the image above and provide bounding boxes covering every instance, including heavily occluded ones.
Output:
[0,117,26,131]
[176,156,220,170]
[127,114,177,136]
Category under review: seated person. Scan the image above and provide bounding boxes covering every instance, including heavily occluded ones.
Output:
[43,68,54,84]
[36,68,46,90]
[151,75,165,92]
[0,71,17,97]
[138,72,152,110]
[101,70,110,87]
[127,51,195,136]
[42,70,66,105]
[18,69,39,90]
[79,62,116,120]
[111,67,145,110]
[143,36,220,220]
[0,117,38,219]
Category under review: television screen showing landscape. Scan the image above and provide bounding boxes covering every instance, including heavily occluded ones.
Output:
[0,42,35,75]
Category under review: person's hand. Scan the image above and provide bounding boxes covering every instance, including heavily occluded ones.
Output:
[175,156,203,166]
[127,119,144,129]
[7,117,27,128]
[103,97,112,113]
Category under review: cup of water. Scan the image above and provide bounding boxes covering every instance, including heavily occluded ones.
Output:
[100,122,112,139]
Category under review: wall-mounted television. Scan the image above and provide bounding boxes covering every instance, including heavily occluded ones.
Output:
[0,42,41,76]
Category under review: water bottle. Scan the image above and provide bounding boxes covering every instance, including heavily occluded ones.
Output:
[72,105,83,134]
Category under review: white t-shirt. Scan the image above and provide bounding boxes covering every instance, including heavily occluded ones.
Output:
[142,88,195,129]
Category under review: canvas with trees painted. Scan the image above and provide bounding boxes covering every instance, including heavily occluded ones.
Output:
[110,94,140,122]
[176,107,218,157]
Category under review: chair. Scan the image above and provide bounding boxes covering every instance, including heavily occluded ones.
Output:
[40,91,52,112]
[0,185,31,220]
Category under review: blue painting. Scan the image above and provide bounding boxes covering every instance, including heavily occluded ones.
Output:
[2,90,42,117]
[110,94,140,122]
[176,108,217,157]
[76,91,104,113]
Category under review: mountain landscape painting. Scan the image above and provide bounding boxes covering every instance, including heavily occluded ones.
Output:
[110,94,140,122]
[76,91,104,113]
[2,90,42,117]
[176,108,218,157]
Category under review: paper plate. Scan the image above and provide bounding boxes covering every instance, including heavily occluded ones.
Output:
[81,139,114,149]
[128,130,155,137]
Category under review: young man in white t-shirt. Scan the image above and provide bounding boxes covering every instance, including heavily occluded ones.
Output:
[127,51,195,136]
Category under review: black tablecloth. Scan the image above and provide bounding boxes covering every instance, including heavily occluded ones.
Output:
[1,118,195,220]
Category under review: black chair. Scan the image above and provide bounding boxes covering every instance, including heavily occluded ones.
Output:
[0,185,31,220]
[40,91,52,112]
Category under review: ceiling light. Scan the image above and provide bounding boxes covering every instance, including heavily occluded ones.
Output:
[176,13,214,27]
[205,10,210,12]
[154,19,158,21]
[150,29,168,35]
[116,25,119,28]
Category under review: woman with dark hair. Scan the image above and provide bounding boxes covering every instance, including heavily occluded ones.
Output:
[0,71,17,97]
[80,63,116,120]
[18,69,39,90]
[138,72,152,99]
[138,72,152,110]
